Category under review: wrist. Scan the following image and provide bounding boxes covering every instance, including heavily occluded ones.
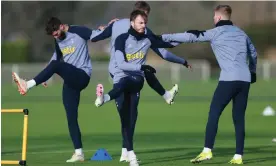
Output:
[183,61,188,66]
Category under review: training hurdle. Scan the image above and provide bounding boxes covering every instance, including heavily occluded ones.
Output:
[1,109,29,166]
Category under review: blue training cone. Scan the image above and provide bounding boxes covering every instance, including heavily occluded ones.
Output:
[90,148,112,161]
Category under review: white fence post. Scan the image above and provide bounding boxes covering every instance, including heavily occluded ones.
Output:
[171,64,181,83]
[202,61,211,81]
[263,60,271,81]
[11,64,19,86]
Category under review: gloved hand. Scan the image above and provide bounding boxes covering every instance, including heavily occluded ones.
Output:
[251,72,256,84]
[186,30,206,38]
[141,65,156,73]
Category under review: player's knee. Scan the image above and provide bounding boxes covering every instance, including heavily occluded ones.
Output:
[145,72,155,83]
[208,110,221,121]
[209,104,224,116]
[144,70,154,77]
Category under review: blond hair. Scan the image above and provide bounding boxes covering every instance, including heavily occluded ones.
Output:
[215,5,232,19]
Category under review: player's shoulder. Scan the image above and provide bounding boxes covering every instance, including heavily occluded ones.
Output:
[114,18,130,26]
[221,25,249,38]
[116,32,129,42]
[145,27,154,35]
[65,31,87,44]
[66,31,83,39]
[115,32,129,49]
[215,24,243,33]
[66,31,78,38]
[233,25,247,34]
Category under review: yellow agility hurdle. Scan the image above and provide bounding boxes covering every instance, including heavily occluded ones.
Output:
[1,109,29,166]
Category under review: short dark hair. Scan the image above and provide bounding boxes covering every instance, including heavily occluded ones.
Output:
[215,5,232,18]
[133,1,151,13]
[45,17,62,35]
[130,10,148,22]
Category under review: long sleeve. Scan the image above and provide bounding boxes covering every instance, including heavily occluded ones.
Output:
[247,37,257,73]
[48,39,60,63]
[151,47,186,64]
[162,29,217,43]
[114,34,141,71]
[54,39,63,61]
[148,34,176,48]
[68,23,113,42]
[146,27,185,64]
[43,51,57,83]
[49,52,57,62]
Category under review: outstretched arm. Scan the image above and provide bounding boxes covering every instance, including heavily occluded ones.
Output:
[67,23,114,42]
[43,39,63,86]
[162,29,216,43]
[151,47,188,65]
[146,28,190,68]
[148,34,177,48]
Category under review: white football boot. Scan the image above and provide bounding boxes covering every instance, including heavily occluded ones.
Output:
[129,158,139,166]
[120,155,129,162]
[165,84,179,105]
[66,153,84,162]
[12,72,28,95]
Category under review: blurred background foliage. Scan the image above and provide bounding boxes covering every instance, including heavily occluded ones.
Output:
[1,1,276,67]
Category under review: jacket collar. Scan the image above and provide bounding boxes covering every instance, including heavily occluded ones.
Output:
[128,26,146,41]
[215,20,233,27]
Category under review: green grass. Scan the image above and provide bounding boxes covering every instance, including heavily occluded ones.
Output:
[1,80,276,166]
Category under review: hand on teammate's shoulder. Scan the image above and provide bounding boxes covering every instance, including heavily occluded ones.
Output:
[108,18,120,25]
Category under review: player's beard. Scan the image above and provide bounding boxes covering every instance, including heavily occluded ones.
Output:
[133,25,145,34]
[137,28,145,34]
[58,31,66,40]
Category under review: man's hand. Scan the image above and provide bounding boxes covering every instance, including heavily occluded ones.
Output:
[41,63,49,88]
[183,61,192,71]
[251,72,256,84]
[98,25,107,31]
[141,65,156,73]
[108,18,119,25]
[98,18,119,31]
[42,82,48,87]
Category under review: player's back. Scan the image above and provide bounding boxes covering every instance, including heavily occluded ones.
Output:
[211,25,252,82]
[111,18,131,45]
[109,19,130,75]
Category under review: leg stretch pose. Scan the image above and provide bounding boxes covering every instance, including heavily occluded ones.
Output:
[12,17,95,163]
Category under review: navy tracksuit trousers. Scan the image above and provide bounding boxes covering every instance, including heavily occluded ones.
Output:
[34,60,90,149]
[109,74,144,151]
[205,81,250,155]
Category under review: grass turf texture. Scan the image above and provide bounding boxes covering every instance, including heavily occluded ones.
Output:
[2,80,276,166]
